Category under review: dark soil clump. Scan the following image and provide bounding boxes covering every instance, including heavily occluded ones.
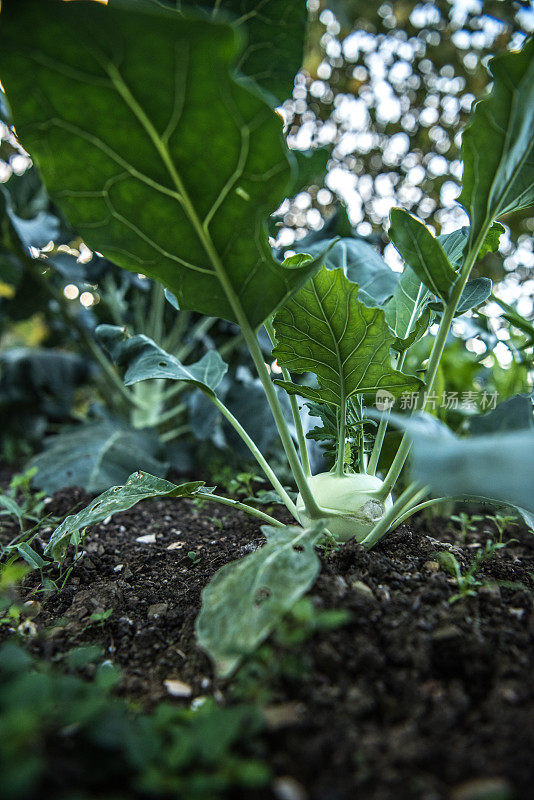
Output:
[1,485,533,800]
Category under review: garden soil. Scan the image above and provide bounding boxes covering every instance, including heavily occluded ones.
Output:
[1,483,533,800]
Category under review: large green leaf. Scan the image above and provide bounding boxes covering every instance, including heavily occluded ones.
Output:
[196,523,323,677]
[272,266,423,407]
[0,0,318,329]
[30,420,168,494]
[459,37,534,244]
[45,470,205,562]
[110,0,307,104]
[96,325,227,397]
[291,237,398,308]
[388,208,457,301]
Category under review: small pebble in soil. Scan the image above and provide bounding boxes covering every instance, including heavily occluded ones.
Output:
[147,603,168,619]
[164,678,192,698]
[136,533,156,544]
[273,776,308,800]
[450,776,512,800]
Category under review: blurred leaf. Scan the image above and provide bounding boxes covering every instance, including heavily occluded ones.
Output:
[45,470,204,561]
[389,208,457,300]
[291,236,398,307]
[96,324,228,396]
[438,222,505,267]
[30,420,169,495]
[0,0,318,328]
[460,38,534,243]
[454,277,493,316]
[469,394,533,435]
[385,265,429,340]
[196,523,323,677]
[273,266,422,406]
[0,348,88,417]
[404,420,534,515]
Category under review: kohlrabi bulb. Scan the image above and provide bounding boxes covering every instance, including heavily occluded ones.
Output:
[296,472,392,543]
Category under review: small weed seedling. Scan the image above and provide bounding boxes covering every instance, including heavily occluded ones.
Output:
[436,539,509,604]
[2,1,533,674]
[450,512,485,540]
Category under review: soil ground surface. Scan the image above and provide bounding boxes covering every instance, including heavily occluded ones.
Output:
[1,481,533,800]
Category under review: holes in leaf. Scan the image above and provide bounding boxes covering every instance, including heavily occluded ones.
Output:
[254,586,272,606]
[292,544,304,552]
[158,361,168,368]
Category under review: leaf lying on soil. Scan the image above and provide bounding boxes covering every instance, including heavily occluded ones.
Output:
[196,523,324,677]
[45,471,204,562]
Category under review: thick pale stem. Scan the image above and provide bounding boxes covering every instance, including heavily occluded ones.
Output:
[164,310,190,354]
[176,316,216,361]
[264,319,311,477]
[159,424,189,443]
[147,280,165,342]
[211,396,299,520]
[155,401,187,426]
[376,222,492,502]
[367,413,387,476]
[199,492,284,527]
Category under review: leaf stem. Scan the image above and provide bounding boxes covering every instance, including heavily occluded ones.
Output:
[210,395,299,520]
[198,492,284,527]
[335,394,346,476]
[264,319,311,477]
[376,222,492,502]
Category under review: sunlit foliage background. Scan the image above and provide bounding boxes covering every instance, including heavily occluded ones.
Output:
[276,0,533,320]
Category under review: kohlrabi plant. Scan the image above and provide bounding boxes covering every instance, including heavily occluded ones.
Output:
[1,0,533,675]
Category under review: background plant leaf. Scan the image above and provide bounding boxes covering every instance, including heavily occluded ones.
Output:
[0,0,318,329]
[30,420,169,494]
[384,265,429,340]
[469,394,533,435]
[438,222,505,267]
[96,325,227,396]
[272,266,422,407]
[388,208,457,301]
[289,237,398,308]
[196,523,323,677]
[45,470,204,562]
[459,37,534,244]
